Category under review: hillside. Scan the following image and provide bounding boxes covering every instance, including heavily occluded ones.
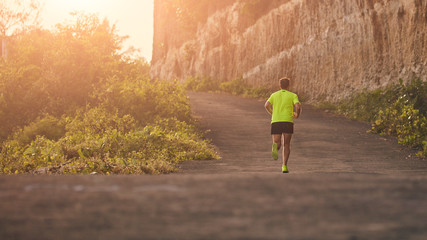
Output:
[151,0,427,101]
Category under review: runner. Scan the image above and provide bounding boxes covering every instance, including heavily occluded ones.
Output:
[264,77,301,173]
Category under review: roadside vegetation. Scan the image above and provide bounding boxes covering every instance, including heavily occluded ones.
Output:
[0,10,219,174]
[185,76,271,99]
[323,79,427,158]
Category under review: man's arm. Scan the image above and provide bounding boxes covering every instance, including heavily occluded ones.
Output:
[265,101,273,115]
[293,102,301,119]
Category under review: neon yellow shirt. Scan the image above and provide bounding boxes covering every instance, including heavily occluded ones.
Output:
[267,90,300,123]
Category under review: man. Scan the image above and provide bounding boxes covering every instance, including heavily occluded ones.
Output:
[264,77,301,173]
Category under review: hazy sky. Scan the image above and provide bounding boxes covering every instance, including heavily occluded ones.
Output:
[41,0,154,61]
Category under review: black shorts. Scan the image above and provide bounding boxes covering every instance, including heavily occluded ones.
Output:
[271,122,294,134]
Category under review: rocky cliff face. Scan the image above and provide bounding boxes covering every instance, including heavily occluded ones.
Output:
[151,0,427,101]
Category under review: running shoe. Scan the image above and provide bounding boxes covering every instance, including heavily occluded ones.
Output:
[282,165,289,173]
[272,143,278,160]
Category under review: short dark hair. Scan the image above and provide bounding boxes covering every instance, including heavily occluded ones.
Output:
[280,77,290,89]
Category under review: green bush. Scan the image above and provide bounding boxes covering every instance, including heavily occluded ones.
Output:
[219,77,246,95]
[184,76,220,92]
[14,115,66,145]
[95,77,191,124]
[219,77,271,99]
[336,79,426,122]
[422,141,427,157]
[0,107,219,175]
[336,90,386,122]
[0,70,220,175]
[371,97,427,155]
[327,78,427,157]
[245,87,271,99]
[185,76,270,98]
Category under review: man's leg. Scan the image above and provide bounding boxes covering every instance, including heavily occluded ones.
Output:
[272,134,282,160]
[282,133,292,166]
[272,134,282,150]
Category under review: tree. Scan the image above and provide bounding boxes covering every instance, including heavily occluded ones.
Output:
[0,0,41,37]
[48,13,127,109]
[0,12,129,139]
[0,0,41,59]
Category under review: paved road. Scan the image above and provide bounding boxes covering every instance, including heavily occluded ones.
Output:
[1,92,427,240]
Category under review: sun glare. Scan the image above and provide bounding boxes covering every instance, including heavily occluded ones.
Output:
[42,0,153,60]
[45,0,114,13]
[49,0,115,14]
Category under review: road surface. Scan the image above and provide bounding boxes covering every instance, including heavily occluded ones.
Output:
[1,91,426,240]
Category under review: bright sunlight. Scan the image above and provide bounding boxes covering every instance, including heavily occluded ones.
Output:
[42,0,153,60]
[46,0,115,13]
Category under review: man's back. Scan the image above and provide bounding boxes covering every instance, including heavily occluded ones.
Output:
[267,90,299,123]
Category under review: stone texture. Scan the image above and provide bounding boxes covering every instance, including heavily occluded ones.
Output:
[151,0,427,102]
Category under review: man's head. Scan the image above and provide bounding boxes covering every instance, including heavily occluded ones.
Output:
[279,77,290,90]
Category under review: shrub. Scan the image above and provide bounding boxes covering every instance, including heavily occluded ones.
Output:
[184,76,220,92]
[336,79,426,122]
[219,77,246,95]
[14,115,66,145]
[336,90,386,122]
[0,107,219,175]
[243,86,271,99]
[371,97,427,155]
[219,77,271,98]
[422,141,427,158]
[326,78,427,157]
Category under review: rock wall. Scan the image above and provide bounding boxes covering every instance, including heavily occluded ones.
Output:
[151,0,427,101]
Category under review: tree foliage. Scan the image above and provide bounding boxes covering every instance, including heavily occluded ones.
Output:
[1,13,126,138]
[0,12,219,174]
[0,0,41,37]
